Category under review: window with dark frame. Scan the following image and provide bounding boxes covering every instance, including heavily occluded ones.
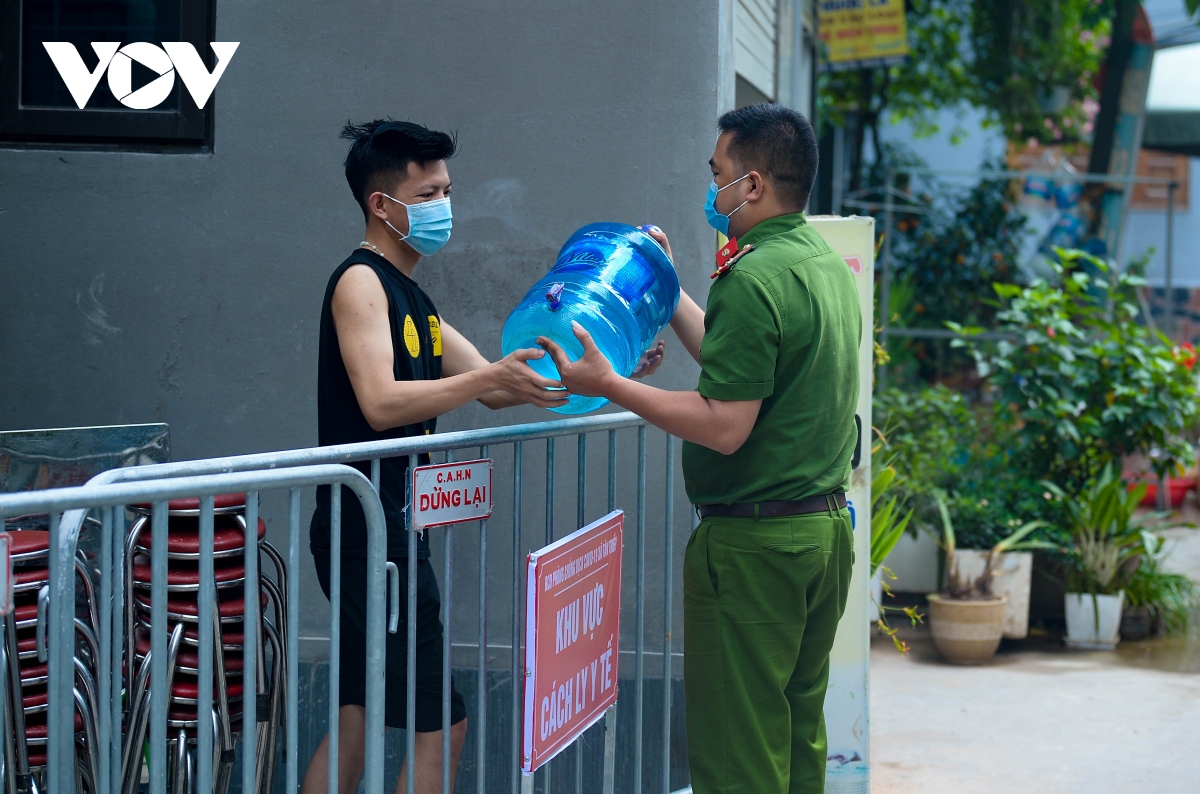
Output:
[0,0,217,150]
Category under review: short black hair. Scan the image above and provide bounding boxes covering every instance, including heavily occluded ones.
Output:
[340,119,457,221]
[716,103,818,210]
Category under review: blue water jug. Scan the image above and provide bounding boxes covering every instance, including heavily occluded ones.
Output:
[501,222,680,414]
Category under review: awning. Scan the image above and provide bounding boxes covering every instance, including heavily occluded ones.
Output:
[1143,42,1200,156]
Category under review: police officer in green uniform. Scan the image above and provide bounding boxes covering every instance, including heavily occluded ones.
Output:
[539,103,860,794]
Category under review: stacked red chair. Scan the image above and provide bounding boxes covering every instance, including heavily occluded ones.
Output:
[0,528,100,794]
[122,494,286,794]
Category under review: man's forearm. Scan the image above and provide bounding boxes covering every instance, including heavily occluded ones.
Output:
[364,366,501,430]
[478,389,527,410]
[602,377,744,454]
[669,290,705,364]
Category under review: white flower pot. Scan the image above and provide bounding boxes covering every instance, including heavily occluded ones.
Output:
[948,550,1034,639]
[1064,591,1124,650]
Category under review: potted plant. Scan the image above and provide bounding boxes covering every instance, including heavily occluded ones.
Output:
[938,465,1061,640]
[1055,465,1146,649]
[927,493,1052,664]
[915,398,1067,641]
[1122,530,1199,640]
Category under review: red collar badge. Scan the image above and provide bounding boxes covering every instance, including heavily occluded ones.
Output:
[712,238,754,279]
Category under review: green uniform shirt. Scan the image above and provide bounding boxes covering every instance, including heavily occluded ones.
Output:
[682,213,861,505]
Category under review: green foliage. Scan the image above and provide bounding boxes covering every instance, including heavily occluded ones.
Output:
[873,385,975,502]
[1124,531,1199,634]
[878,157,1030,384]
[950,248,1200,490]
[940,456,1070,550]
[1050,463,1149,595]
[819,0,976,146]
[871,465,914,577]
[874,385,1062,551]
[934,490,1054,599]
[969,0,1111,144]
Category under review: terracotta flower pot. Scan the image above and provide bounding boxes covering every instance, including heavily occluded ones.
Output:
[927,594,1008,665]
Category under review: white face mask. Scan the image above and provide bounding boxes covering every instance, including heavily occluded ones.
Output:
[383,194,453,256]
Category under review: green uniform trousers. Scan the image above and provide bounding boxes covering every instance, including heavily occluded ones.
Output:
[683,508,854,794]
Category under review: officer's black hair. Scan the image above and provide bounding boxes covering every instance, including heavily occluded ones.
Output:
[716,103,818,211]
[340,119,458,221]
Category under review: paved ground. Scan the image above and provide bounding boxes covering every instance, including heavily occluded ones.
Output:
[870,526,1200,794]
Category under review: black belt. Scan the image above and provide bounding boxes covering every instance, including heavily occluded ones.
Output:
[696,492,847,520]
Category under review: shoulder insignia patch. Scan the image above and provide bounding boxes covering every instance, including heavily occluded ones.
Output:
[712,242,755,279]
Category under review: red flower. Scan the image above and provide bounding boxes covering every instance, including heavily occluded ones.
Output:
[1173,343,1196,371]
[1046,326,1057,338]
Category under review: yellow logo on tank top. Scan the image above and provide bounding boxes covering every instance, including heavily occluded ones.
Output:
[403,315,420,358]
[428,315,442,356]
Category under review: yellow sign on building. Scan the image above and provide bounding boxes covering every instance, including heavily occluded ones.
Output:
[818,0,909,72]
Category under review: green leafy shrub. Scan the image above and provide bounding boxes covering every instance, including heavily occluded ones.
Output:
[872,385,975,503]
[951,248,1200,491]
[874,385,1064,550]
[869,154,1030,387]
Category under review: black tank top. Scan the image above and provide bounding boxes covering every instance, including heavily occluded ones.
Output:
[310,248,443,558]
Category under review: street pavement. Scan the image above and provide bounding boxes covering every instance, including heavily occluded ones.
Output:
[870,526,1200,794]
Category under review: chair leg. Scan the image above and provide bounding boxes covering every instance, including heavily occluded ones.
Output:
[170,730,187,794]
[3,613,32,793]
[185,740,194,794]
[256,621,284,794]
[72,687,99,794]
[120,623,184,794]
[73,557,100,643]
[0,616,19,794]
[210,605,234,755]
[259,543,288,631]
[118,655,152,794]
[123,519,147,706]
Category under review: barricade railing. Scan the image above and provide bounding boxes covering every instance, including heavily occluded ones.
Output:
[33,411,685,794]
[0,465,388,794]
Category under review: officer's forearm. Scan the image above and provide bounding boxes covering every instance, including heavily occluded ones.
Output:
[669,290,705,364]
[600,377,758,455]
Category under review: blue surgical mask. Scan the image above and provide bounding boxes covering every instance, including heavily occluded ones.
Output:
[383,194,453,256]
[704,174,750,235]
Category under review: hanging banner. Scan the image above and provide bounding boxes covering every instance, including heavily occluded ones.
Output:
[521,511,623,774]
[818,0,909,72]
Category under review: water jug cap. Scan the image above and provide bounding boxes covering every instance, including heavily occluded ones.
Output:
[545,282,565,311]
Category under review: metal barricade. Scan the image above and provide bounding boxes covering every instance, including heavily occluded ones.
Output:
[33,412,688,794]
[0,465,389,794]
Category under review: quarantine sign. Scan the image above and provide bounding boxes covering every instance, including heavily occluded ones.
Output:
[521,511,623,774]
[411,459,493,530]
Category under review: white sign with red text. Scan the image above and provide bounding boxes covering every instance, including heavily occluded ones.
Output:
[411,459,493,530]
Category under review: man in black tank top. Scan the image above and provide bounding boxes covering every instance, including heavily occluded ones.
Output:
[302,120,577,794]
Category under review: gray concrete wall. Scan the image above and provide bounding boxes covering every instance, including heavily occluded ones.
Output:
[0,2,721,651]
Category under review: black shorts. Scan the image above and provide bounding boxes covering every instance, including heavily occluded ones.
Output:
[313,552,466,732]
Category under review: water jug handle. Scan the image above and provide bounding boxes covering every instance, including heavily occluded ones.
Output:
[546,282,565,312]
